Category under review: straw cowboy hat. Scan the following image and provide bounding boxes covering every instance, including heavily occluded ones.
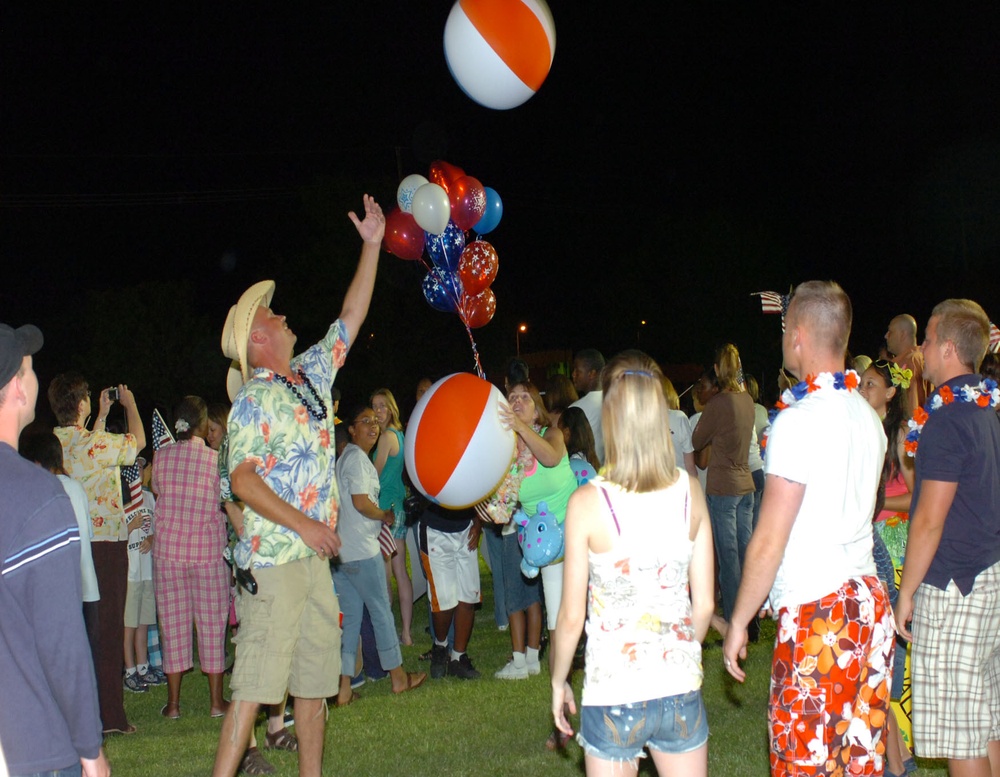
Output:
[221,280,275,402]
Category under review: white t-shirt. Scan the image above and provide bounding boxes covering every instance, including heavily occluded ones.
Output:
[765,386,886,609]
[335,443,382,563]
[688,412,708,494]
[747,425,763,473]
[126,490,154,583]
[569,390,604,465]
[58,474,100,602]
[667,409,693,457]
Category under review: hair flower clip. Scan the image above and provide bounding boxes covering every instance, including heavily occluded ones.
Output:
[174,418,190,433]
[889,363,912,390]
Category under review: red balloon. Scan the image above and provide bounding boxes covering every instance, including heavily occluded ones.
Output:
[428,160,466,194]
[458,240,498,296]
[461,287,496,329]
[448,175,487,231]
[383,208,425,260]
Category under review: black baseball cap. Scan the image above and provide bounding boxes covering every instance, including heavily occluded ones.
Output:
[0,324,43,387]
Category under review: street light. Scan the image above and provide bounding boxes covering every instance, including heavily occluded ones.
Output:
[637,319,646,345]
[516,323,527,356]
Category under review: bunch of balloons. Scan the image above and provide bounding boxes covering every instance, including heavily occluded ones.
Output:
[383,160,504,334]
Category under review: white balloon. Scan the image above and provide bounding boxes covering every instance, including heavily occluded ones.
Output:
[396,173,429,214]
[411,183,451,236]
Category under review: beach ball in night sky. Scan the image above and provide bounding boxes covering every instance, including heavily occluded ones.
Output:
[443,0,556,110]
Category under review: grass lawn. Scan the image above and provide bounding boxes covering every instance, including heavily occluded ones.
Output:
[104,556,947,776]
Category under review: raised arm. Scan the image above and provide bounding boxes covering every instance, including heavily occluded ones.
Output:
[500,404,566,467]
[339,194,386,345]
[119,384,146,454]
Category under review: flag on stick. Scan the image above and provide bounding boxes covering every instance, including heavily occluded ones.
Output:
[121,461,144,515]
[151,408,175,451]
[752,291,790,332]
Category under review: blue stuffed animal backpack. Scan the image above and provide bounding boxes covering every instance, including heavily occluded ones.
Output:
[515,500,565,579]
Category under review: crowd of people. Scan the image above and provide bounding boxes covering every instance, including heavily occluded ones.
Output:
[1,194,999,777]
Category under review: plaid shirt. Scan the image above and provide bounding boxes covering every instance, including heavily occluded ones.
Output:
[151,437,227,564]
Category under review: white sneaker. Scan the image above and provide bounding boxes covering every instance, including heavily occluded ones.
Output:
[494,659,529,680]
[526,659,541,676]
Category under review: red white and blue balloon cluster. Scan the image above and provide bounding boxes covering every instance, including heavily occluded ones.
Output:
[383,161,503,374]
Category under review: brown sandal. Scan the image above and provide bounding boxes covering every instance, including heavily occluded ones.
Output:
[334,690,360,707]
[239,746,275,775]
[264,727,298,752]
[392,671,427,694]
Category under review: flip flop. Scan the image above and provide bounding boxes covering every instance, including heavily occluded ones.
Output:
[334,691,360,707]
[103,723,137,735]
[392,671,427,694]
[160,704,181,720]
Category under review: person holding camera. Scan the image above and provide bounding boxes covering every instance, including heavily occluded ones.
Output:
[49,373,147,736]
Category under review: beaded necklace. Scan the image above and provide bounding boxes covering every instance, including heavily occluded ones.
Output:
[904,377,999,457]
[272,368,329,421]
[760,370,860,452]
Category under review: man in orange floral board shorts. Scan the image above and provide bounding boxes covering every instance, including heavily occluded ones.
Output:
[724,281,896,777]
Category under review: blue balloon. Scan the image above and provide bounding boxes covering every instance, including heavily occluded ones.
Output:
[425,221,466,272]
[473,187,503,235]
[421,267,463,313]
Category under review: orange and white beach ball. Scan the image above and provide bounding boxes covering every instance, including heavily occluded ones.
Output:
[405,373,515,509]
[443,0,556,110]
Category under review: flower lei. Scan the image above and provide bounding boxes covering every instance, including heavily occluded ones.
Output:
[904,377,1000,457]
[480,424,540,524]
[760,370,860,452]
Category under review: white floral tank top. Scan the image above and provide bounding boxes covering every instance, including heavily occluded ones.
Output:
[582,473,703,706]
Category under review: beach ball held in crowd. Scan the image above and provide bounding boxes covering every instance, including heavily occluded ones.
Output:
[443,0,556,110]
[405,373,516,509]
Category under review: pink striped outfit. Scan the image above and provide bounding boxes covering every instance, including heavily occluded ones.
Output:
[152,437,229,674]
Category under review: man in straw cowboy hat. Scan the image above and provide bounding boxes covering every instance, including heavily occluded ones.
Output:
[212,194,386,777]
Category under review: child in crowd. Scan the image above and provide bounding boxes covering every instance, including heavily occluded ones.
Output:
[558,406,599,486]
[123,458,165,691]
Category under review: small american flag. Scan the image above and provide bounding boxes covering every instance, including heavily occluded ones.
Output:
[121,461,144,515]
[378,523,396,558]
[151,408,175,451]
[753,291,790,332]
[990,321,1000,354]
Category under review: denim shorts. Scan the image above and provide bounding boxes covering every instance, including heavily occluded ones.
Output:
[578,690,709,762]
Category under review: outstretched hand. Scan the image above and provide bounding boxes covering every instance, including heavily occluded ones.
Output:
[348,194,386,244]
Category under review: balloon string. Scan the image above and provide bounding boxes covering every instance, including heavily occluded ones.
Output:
[463,320,485,379]
[428,231,480,377]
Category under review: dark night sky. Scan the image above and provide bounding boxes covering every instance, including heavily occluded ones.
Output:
[3,4,999,407]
